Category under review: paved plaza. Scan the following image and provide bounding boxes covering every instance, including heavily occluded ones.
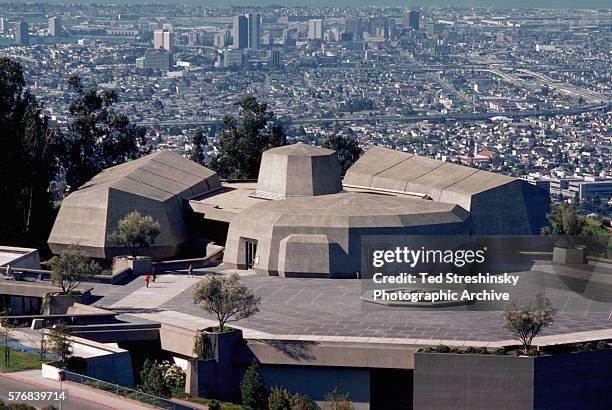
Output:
[89,260,612,345]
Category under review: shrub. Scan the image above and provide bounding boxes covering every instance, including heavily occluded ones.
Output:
[494,347,506,355]
[436,344,451,353]
[158,360,186,389]
[208,400,221,410]
[139,359,171,398]
[241,361,267,410]
[291,393,320,410]
[420,346,435,353]
[596,341,608,350]
[268,386,291,410]
[324,387,354,410]
[478,346,489,354]
[464,346,477,354]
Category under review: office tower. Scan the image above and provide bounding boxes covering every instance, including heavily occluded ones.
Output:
[270,50,281,67]
[162,22,173,32]
[153,29,173,52]
[232,15,248,49]
[408,10,420,30]
[0,18,6,34]
[308,19,324,40]
[344,18,363,40]
[136,49,171,72]
[15,21,29,45]
[368,17,389,39]
[188,31,198,47]
[247,13,261,49]
[48,16,62,37]
[224,49,244,68]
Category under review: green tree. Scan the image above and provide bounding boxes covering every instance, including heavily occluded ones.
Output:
[108,210,161,258]
[49,245,101,294]
[503,297,555,355]
[541,203,585,248]
[47,321,72,366]
[241,360,267,410]
[139,359,171,398]
[321,134,363,175]
[192,274,260,331]
[0,58,64,249]
[62,74,148,191]
[210,96,286,179]
[190,126,208,165]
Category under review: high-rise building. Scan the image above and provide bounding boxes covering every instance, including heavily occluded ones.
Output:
[247,13,261,49]
[368,17,389,39]
[270,49,281,67]
[308,19,324,40]
[48,16,62,37]
[188,31,198,47]
[232,15,248,49]
[15,21,29,45]
[344,18,363,40]
[162,22,173,32]
[136,49,171,72]
[408,10,420,30]
[153,29,173,52]
[0,18,6,34]
[224,49,244,68]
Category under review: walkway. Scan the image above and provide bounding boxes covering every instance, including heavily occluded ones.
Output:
[0,370,153,410]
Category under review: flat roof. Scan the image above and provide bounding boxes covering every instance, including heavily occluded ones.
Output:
[188,181,264,222]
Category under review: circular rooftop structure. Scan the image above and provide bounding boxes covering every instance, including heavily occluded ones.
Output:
[224,192,471,278]
[252,143,342,200]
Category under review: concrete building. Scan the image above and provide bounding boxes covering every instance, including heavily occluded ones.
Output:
[232,15,248,49]
[153,28,173,52]
[407,10,420,30]
[48,150,220,260]
[14,21,29,45]
[309,19,324,40]
[48,16,62,37]
[136,49,171,71]
[344,18,363,40]
[223,49,244,68]
[49,145,549,274]
[0,18,5,34]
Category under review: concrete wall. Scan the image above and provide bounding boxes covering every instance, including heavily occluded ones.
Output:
[414,350,612,410]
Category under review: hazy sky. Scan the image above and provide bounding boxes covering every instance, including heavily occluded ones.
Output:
[15,0,612,9]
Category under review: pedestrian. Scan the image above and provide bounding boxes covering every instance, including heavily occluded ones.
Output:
[145,274,151,288]
[188,264,193,278]
[151,266,157,283]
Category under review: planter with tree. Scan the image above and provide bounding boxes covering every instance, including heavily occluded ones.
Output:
[542,204,586,264]
[503,297,555,355]
[108,210,160,275]
[189,273,260,401]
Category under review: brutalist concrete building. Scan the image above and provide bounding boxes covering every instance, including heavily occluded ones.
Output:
[49,144,549,275]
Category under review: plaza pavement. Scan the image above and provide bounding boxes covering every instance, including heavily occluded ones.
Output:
[90,261,612,348]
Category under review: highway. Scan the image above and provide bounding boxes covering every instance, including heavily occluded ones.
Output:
[136,102,608,127]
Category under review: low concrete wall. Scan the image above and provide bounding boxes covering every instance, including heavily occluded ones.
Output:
[414,350,612,410]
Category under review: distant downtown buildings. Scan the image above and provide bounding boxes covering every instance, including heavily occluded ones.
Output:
[48,16,62,37]
[14,20,28,45]
[232,13,261,50]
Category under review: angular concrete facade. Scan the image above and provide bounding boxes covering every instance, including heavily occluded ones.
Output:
[48,150,220,260]
[222,192,470,277]
[252,144,342,200]
[343,146,550,235]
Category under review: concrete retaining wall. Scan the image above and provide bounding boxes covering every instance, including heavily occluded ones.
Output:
[413,350,612,410]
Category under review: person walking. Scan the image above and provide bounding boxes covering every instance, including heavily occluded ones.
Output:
[188,264,193,278]
[145,274,151,288]
[151,266,157,283]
